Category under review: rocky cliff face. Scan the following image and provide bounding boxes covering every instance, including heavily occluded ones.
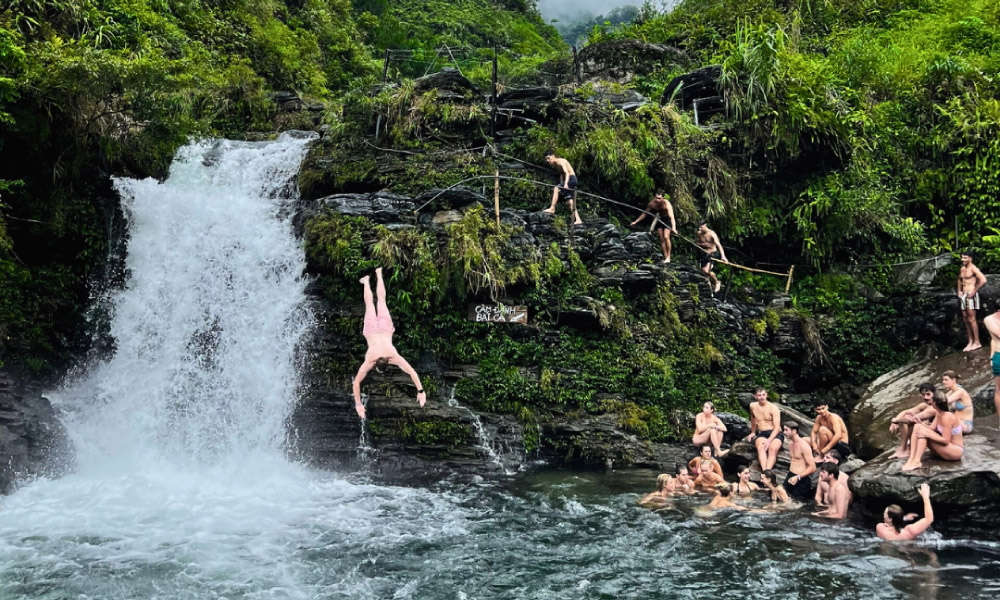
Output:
[287,181,978,478]
[0,370,72,493]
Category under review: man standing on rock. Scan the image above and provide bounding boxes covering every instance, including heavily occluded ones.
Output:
[630,191,676,263]
[810,403,850,458]
[783,421,816,500]
[986,301,1000,428]
[541,149,582,225]
[745,387,783,472]
[957,251,987,351]
[813,462,851,519]
[695,222,728,293]
[890,383,937,459]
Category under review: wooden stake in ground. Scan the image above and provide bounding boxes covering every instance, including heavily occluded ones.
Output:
[493,168,501,227]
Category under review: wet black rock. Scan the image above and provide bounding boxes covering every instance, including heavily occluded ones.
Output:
[848,433,1000,538]
[0,370,72,494]
[414,68,480,98]
[414,186,490,211]
[578,40,687,85]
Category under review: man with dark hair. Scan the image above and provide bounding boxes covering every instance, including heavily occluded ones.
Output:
[541,149,582,225]
[630,191,676,263]
[695,222,728,293]
[889,383,937,459]
[810,402,850,458]
[744,387,783,471]
[958,250,987,351]
[987,301,1000,429]
[814,461,852,516]
[782,420,816,500]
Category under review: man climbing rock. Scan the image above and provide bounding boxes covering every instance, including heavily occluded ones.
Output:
[541,149,582,225]
[630,191,676,263]
[695,222,727,293]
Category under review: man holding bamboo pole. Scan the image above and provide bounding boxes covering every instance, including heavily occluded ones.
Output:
[695,222,728,293]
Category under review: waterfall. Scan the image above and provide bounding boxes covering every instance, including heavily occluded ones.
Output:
[50,131,318,471]
[447,387,521,474]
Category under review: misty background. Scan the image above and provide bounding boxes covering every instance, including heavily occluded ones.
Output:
[536,0,679,45]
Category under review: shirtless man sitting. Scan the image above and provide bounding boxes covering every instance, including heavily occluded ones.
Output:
[810,403,850,459]
[890,383,937,459]
[986,302,1000,429]
[783,421,817,501]
[957,251,987,352]
[813,463,851,519]
[744,387,783,472]
[695,222,728,293]
[688,446,725,490]
[541,149,582,225]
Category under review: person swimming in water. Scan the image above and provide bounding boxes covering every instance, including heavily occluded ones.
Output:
[707,483,748,511]
[760,470,790,505]
[942,370,974,434]
[812,463,851,520]
[901,391,964,472]
[877,483,935,541]
[674,464,696,494]
[688,446,725,490]
[733,465,759,496]
[352,267,426,419]
[639,474,676,507]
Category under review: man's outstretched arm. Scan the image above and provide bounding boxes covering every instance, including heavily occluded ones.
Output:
[353,361,374,418]
[390,355,426,406]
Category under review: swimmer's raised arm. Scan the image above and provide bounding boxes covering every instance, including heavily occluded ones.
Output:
[902,484,934,539]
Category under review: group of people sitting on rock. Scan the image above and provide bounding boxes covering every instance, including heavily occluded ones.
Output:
[641,386,939,540]
[891,376,968,471]
[542,150,729,293]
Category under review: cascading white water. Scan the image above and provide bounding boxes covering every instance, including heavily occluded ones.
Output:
[52,132,315,470]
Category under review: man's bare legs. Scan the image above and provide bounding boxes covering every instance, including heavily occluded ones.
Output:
[361,274,375,317]
[963,309,981,351]
[892,423,914,459]
[375,267,389,317]
[543,188,582,224]
[659,229,672,263]
[754,437,781,471]
[995,376,1000,430]
[813,426,832,454]
[703,263,720,294]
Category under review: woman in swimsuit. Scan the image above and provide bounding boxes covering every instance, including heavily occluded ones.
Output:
[352,267,426,419]
[760,470,790,505]
[692,401,729,457]
[901,391,964,471]
[639,474,675,506]
[689,446,725,489]
[942,370,974,433]
[707,483,748,510]
[733,465,759,496]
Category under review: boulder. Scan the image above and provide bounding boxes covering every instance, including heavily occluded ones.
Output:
[894,254,952,288]
[539,411,690,471]
[849,345,994,459]
[581,84,649,111]
[314,192,417,225]
[661,66,722,110]
[848,433,1000,538]
[496,87,560,122]
[577,40,687,84]
[414,186,489,211]
[413,68,480,97]
[0,370,73,494]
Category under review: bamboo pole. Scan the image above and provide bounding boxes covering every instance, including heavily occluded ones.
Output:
[493,168,501,227]
[785,265,795,294]
[710,258,789,278]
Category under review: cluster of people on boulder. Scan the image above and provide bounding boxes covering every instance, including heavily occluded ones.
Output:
[638,386,947,540]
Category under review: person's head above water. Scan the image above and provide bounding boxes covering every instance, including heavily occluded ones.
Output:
[820,462,840,482]
[884,504,907,532]
[821,448,843,464]
[760,470,776,487]
[656,473,672,492]
[754,387,768,404]
[737,465,751,480]
[715,483,732,497]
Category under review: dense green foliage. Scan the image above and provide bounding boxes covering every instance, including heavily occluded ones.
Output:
[602,0,1000,267]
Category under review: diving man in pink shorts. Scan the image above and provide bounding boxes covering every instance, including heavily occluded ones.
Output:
[352,267,426,419]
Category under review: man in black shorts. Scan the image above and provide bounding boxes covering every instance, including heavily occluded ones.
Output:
[630,191,676,263]
[695,222,728,293]
[783,421,816,500]
[542,150,582,225]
